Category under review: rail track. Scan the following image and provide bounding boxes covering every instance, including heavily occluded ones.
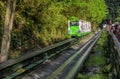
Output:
[47,31,102,79]
[0,31,102,79]
[0,36,79,79]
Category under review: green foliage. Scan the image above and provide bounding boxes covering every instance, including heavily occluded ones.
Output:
[114,6,120,22]
[63,0,108,31]
[112,3,120,22]
[97,30,108,47]
[101,64,112,73]
[0,0,108,58]
[86,30,108,67]
[76,74,107,79]
[9,50,21,58]
[76,30,109,79]
[86,54,106,66]
[94,46,104,52]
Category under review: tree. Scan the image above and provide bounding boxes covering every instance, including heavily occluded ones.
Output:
[0,0,17,62]
[0,0,108,59]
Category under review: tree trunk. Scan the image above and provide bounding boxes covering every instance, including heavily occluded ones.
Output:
[0,0,17,62]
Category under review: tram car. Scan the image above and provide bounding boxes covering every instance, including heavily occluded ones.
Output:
[68,17,91,37]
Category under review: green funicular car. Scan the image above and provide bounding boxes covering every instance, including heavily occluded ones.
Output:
[68,16,91,37]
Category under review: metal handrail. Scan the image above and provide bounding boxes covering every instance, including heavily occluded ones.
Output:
[109,32,120,56]
[108,32,120,79]
[0,38,74,70]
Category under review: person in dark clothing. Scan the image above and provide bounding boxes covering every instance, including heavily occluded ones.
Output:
[110,24,115,33]
[114,24,120,42]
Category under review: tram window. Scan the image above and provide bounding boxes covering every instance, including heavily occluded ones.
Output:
[70,22,79,26]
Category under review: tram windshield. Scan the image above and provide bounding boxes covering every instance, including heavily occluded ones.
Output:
[70,22,79,26]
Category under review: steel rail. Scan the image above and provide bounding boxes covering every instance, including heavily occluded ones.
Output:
[46,32,102,79]
[65,32,101,79]
[3,45,73,79]
[1,36,85,79]
[0,34,93,79]
[0,38,74,70]
[1,33,94,79]
[109,32,120,56]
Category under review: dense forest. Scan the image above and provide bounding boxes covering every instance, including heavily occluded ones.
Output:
[106,0,120,22]
[0,0,108,61]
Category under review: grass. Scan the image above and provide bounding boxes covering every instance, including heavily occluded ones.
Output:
[75,30,109,79]
[76,74,108,79]
[86,54,106,67]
